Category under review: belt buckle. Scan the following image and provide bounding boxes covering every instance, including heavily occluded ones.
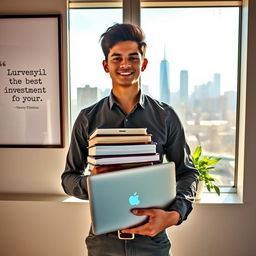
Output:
[117,230,135,240]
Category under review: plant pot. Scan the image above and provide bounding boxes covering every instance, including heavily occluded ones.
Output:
[195,180,205,201]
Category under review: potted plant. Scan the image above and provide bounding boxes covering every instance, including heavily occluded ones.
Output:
[192,146,221,200]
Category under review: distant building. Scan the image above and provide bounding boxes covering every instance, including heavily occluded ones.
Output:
[191,73,223,114]
[180,70,188,104]
[141,84,151,96]
[159,49,170,104]
[77,84,100,111]
[213,73,221,98]
[224,90,237,111]
[101,88,111,98]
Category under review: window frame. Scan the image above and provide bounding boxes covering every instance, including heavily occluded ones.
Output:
[68,0,244,197]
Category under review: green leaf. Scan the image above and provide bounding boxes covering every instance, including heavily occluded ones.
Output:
[207,158,221,166]
[191,145,221,196]
[214,185,220,196]
[192,146,202,161]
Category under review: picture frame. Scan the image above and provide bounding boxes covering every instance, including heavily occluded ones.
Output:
[0,15,63,147]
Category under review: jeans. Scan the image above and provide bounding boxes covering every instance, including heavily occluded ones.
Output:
[85,230,171,256]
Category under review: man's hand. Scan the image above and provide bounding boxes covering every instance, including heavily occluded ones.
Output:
[121,209,181,237]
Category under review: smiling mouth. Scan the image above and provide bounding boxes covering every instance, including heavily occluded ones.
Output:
[117,71,134,76]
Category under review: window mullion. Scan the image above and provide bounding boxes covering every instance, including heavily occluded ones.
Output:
[123,0,141,25]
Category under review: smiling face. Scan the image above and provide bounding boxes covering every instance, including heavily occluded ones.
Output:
[103,41,148,89]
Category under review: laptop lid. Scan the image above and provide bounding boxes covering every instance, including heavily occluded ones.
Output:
[87,162,176,235]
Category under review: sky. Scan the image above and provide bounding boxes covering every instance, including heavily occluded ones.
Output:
[69,7,240,100]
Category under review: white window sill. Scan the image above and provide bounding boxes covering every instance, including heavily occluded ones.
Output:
[195,192,243,204]
[0,193,84,203]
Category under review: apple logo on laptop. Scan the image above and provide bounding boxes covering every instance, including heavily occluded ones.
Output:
[129,192,140,206]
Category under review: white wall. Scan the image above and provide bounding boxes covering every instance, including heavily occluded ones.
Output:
[0,0,69,195]
[0,1,256,256]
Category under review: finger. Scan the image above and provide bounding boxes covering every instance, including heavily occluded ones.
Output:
[122,223,150,235]
[131,208,156,217]
[122,223,158,237]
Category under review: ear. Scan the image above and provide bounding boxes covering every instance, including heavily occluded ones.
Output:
[102,60,109,73]
[141,58,148,72]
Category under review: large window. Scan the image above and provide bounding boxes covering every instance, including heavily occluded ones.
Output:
[69,8,122,124]
[69,1,241,190]
[141,7,240,187]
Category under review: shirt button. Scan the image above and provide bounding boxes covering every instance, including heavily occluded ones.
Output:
[125,118,128,122]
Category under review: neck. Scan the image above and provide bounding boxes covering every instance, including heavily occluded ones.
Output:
[112,85,140,114]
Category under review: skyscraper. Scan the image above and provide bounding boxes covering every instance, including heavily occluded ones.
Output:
[77,84,100,111]
[159,49,170,104]
[213,73,221,98]
[180,70,188,104]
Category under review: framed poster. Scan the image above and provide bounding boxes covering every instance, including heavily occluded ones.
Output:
[0,15,63,147]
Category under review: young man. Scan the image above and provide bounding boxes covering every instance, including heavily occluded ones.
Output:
[62,23,199,256]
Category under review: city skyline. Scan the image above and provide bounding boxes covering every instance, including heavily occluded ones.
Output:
[74,67,236,115]
[70,7,239,100]
[73,68,236,103]
[70,55,237,101]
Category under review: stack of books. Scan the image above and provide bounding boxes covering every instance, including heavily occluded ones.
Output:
[87,128,159,170]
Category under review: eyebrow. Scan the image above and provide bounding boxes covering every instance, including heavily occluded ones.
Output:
[110,52,140,57]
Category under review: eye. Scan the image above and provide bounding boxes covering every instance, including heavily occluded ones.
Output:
[129,56,140,62]
[112,57,122,62]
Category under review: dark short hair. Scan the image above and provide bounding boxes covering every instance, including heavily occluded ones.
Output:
[100,23,147,60]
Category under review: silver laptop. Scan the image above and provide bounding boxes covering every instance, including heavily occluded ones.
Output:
[86,162,176,235]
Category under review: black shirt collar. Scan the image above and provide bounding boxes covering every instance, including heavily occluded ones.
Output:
[109,90,146,110]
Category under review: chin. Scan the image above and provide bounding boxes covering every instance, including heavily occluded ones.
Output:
[119,83,138,87]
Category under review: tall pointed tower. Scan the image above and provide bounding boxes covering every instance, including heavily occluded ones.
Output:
[160,47,170,104]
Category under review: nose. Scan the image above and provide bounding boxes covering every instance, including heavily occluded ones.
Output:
[120,58,131,69]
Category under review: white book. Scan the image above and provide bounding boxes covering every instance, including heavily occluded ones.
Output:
[89,128,147,139]
[88,143,156,156]
[87,154,160,166]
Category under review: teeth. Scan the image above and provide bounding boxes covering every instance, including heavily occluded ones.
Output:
[119,72,132,75]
